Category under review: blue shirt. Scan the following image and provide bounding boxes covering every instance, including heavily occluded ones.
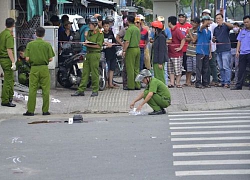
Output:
[150,27,172,40]
[196,27,211,55]
[237,28,250,55]
[214,24,231,53]
[79,25,89,52]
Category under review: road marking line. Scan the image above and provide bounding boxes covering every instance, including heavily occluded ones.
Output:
[170,125,250,129]
[175,169,250,176]
[173,143,250,149]
[170,120,250,125]
[171,130,250,135]
[174,159,250,166]
[169,116,250,121]
[173,150,250,157]
[171,136,250,141]
[169,112,250,117]
[169,110,250,114]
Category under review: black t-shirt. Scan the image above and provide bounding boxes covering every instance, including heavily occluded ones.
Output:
[103,30,116,60]
[229,32,238,48]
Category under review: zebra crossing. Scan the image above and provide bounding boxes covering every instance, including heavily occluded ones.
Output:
[168,110,250,178]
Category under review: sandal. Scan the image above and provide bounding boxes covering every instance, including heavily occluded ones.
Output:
[183,83,192,87]
[168,84,175,88]
[176,85,182,88]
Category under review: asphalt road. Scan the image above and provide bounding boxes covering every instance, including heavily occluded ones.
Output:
[0,110,250,180]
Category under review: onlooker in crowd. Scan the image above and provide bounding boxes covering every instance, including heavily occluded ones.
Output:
[58,20,73,54]
[23,27,55,116]
[58,14,69,36]
[184,17,199,86]
[167,16,185,88]
[77,18,89,54]
[0,18,16,107]
[122,15,141,90]
[150,16,172,85]
[130,69,171,115]
[230,22,240,83]
[176,13,192,74]
[213,13,233,88]
[151,21,168,84]
[50,15,60,26]
[195,16,212,88]
[202,9,219,86]
[16,45,30,86]
[135,16,148,71]
[105,15,115,33]
[231,15,250,90]
[116,15,128,88]
[102,20,118,88]
[71,17,104,97]
[94,14,103,29]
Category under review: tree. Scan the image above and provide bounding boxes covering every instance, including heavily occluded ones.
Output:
[227,0,239,19]
[235,0,248,16]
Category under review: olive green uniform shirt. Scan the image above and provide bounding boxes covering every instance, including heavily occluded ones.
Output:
[0,29,14,58]
[146,78,171,99]
[123,24,140,48]
[25,38,55,66]
[86,29,104,51]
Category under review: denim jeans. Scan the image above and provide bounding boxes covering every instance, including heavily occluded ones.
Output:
[140,48,144,71]
[216,51,231,85]
[164,62,168,85]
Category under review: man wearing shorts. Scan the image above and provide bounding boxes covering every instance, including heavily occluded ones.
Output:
[167,16,185,88]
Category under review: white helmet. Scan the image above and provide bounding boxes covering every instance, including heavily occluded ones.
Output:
[137,14,145,21]
[157,16,165,22]
[202,9,211,15]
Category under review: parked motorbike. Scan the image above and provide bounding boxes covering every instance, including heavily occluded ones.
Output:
[57,42,84,88]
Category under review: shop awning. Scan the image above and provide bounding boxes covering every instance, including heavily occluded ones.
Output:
[84,0,116,10]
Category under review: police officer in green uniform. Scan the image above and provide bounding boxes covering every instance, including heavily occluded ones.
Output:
[71,16,104,97]
[0,18,16,107]
[16,45,30,86]
[122,15,141,90]
[23,27,55,116]
[130,69,171,115]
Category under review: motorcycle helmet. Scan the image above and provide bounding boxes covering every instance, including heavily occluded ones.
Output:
[89,17,98,25]
[156,16,165,22]
[77,18,86,25]
[135,69,152,82]
[202,9,211,15]
[151,21,163,29]
[178,13,187,18]
[105,15,114,23]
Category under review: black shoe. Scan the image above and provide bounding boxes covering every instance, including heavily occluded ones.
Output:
[195,85,204,89]
[135,88,141,90]
[203,85,211,88]
[71,91,85,96]
[148,110,164,115]
[161,108,166,114]
[43,112,51,115]
[23,111,34,116]
[1,102,16,107]
[231,86,242,90]
[123,87,135,90]
[90,92,98,97]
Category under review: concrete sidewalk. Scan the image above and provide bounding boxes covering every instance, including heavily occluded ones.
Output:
[1,84,250,115]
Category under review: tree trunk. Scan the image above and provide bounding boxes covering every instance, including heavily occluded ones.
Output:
[191,0,195,19]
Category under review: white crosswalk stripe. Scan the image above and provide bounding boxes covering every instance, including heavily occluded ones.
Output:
[169,110,250,177]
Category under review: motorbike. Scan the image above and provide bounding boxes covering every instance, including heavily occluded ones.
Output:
[57,42,84,88]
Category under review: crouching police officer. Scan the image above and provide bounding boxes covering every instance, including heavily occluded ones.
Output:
[23,27,55,116]
[16,45,30,86]
[0,18,16,107]
[130,69,171,115]
[72,16,104,97]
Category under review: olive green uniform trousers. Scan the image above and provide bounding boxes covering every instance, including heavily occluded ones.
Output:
[0,58,14,103]
[153,63,166,84]
[78,52,100,93]
[144,90,171,111]
[125,47,140,89]
[27,65,50,113]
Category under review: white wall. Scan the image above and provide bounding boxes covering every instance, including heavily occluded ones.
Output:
[153,0,176,21]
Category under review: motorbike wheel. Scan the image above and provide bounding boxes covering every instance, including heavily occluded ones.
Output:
[57,70,73,88]
[99,67,106,91]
